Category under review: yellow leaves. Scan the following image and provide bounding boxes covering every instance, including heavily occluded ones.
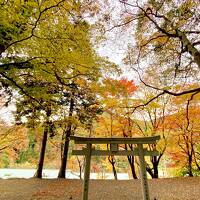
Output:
[23,1,38,8]
[149,101,161,109]
[0,124,28,158]
[172,0,197,28]
[75,78,87,87]
[153,35,168,45]
[103,98,119,109]
[81,1,100,17]
[179,0,196,14]
[175,18,187,28]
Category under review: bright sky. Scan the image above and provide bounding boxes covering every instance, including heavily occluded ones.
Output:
[93,0,139,82]
[0,104,16,124]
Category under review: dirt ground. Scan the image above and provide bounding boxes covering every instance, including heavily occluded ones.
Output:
[0,177,199,200]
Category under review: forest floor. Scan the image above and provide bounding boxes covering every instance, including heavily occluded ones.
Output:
[0,177,199,200]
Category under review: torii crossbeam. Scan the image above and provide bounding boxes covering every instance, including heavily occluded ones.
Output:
[70,135,160,200]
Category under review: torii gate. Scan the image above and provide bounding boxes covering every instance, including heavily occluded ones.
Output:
[70,135,160,200]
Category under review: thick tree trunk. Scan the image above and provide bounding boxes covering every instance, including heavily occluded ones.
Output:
[58,95,74,178]
[34,125,48,178]
[153,162,159,178]
[146,156,159,179]
[177,30,200,69]
[35,108,51,179]
[58,135,70,178]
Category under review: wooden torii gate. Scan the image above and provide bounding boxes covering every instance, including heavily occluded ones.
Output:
[70,135,160,200]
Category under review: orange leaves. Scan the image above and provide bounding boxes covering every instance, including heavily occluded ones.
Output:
[119,78,137,95]
[94,77,138,138]
[101,78,137,98]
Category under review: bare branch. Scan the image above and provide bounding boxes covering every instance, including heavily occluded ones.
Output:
[105,17,136,32]
[185,91,199,132]
[0,145,9,151]
[163,88,200,96]
[130,82,200,113]
[184,31,200,34]
[140,34,167,48]
[131,91,165,113]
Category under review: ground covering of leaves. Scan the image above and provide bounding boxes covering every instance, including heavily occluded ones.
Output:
[0,177,199,200]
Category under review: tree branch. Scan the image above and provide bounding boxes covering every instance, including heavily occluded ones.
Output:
[0,57,42,70]
[0,72,44,108]
[185,91,199,132]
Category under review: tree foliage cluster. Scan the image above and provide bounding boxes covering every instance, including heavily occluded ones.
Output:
[0,0,117,178]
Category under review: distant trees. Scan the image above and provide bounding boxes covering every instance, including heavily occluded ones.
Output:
[0,122,28,167]
[57,80,103,178]
[165,94,200,176]
[132,95,170,178]
[93,75,200,178]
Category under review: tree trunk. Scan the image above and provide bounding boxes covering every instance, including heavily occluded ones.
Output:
[108,156,117,180]
[124,144,138,179]
[188,155,193,177]
[58,95,74,178]
[79,165,82,180]
[34,108,51,179]
[146,156,159,179]
[77,156,84,179]
[34,125,48,178]
[153,162,159,178]
[146,165,154,179]
[177,30,200,69]
[152,156,159,178]
[127,156,138,179]
[112,162,118,180]
[58,135,70,178]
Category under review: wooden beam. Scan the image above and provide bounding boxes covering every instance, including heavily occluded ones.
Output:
[82,143,92,200]
[70,135,160,144]
[110,143,118,152]
[72,149,159,156]
[138,144,150,200]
